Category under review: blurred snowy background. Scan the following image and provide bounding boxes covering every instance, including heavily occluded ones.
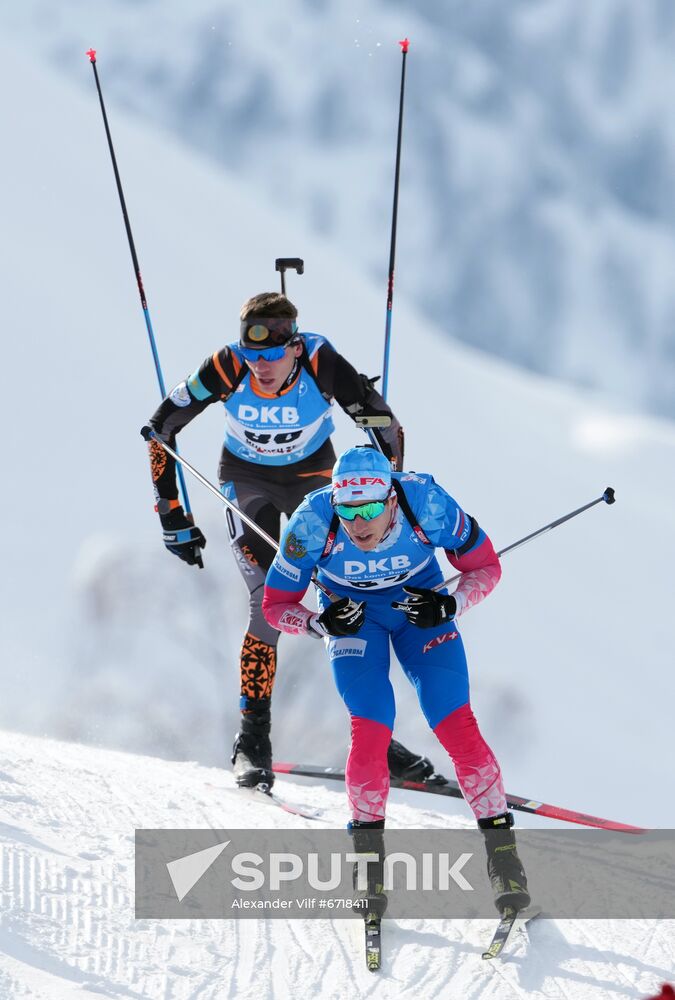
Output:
[2,1,675,828]
[5,0,675,416]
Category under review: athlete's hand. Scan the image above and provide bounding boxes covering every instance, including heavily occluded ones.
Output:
[310,597,366,637]
[159,506,206,568]
[391,586,456,629]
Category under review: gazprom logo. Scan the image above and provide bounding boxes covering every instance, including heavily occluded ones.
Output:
[328,638,367,659]
[273,554,301,583]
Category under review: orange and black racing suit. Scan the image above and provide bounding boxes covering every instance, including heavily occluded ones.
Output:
[146,332,404,711]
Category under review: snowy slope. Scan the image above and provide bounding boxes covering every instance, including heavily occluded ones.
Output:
[1,730,673,999]
[3,35,675,836]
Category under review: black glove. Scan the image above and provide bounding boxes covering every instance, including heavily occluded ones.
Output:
[314,597,366,637]
[346,375,393,429]
[391,586,456,629]
[159,506,206,567]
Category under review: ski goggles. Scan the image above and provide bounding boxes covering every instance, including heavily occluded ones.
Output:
[239,344,290,363]
[332,498,388,521]
[240,317,298,347]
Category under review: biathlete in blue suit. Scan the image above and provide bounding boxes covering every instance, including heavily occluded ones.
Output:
[263,445,530,914]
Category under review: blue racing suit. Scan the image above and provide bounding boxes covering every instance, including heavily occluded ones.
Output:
[263,471,508,823]
[263,471,498,729]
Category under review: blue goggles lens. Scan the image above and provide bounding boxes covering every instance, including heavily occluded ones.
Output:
[239,344,288,363]
[333,500,387,521]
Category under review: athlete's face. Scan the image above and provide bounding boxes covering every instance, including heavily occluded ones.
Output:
[338,496,397,551]
[246,342,303,394]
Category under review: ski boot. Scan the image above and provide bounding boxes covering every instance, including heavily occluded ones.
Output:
[479,811,531,914]
[387,738,448,786]
[231,700,274,789]
[348,819,388,919]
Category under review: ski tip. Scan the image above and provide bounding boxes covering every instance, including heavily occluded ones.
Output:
[86,48,97,63]
[603,486,616,504]
[399,38,410,53]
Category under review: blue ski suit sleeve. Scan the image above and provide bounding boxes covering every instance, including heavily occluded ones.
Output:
[265,489,332,597]
[414,477,486,557]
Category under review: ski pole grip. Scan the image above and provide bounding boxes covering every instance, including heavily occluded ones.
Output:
[603,487,616,504]
[183,511,205,569]
[140,425,154,442]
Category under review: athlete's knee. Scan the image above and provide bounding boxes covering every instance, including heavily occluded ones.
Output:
[245,584,279,642]
[338,669,396,730]
[340,694,395,732]
[433,703,496,764]
[350,716,392,761]
[248,581,265,613]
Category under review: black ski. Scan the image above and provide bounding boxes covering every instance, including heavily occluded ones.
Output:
[364,914,382,972]
[482,905,541,960]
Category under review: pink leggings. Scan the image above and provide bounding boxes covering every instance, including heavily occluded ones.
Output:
[346,704,507,823]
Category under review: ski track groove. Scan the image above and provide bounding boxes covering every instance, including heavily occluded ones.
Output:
[283,914,329,994]
[1,745,196,999]
[540,934,637,1000]
[332,920,370,998]
[637,919,675,989]
[498,922,641,1000]
[235,916,266,999]
[569,918,674,998]
[573,920,637,997]
[483,952,531,1000]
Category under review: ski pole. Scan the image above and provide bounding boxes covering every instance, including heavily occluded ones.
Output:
[435,488,616,591]
[141,429,338,600]
[86,48,193,519]
[381,39,410,402]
